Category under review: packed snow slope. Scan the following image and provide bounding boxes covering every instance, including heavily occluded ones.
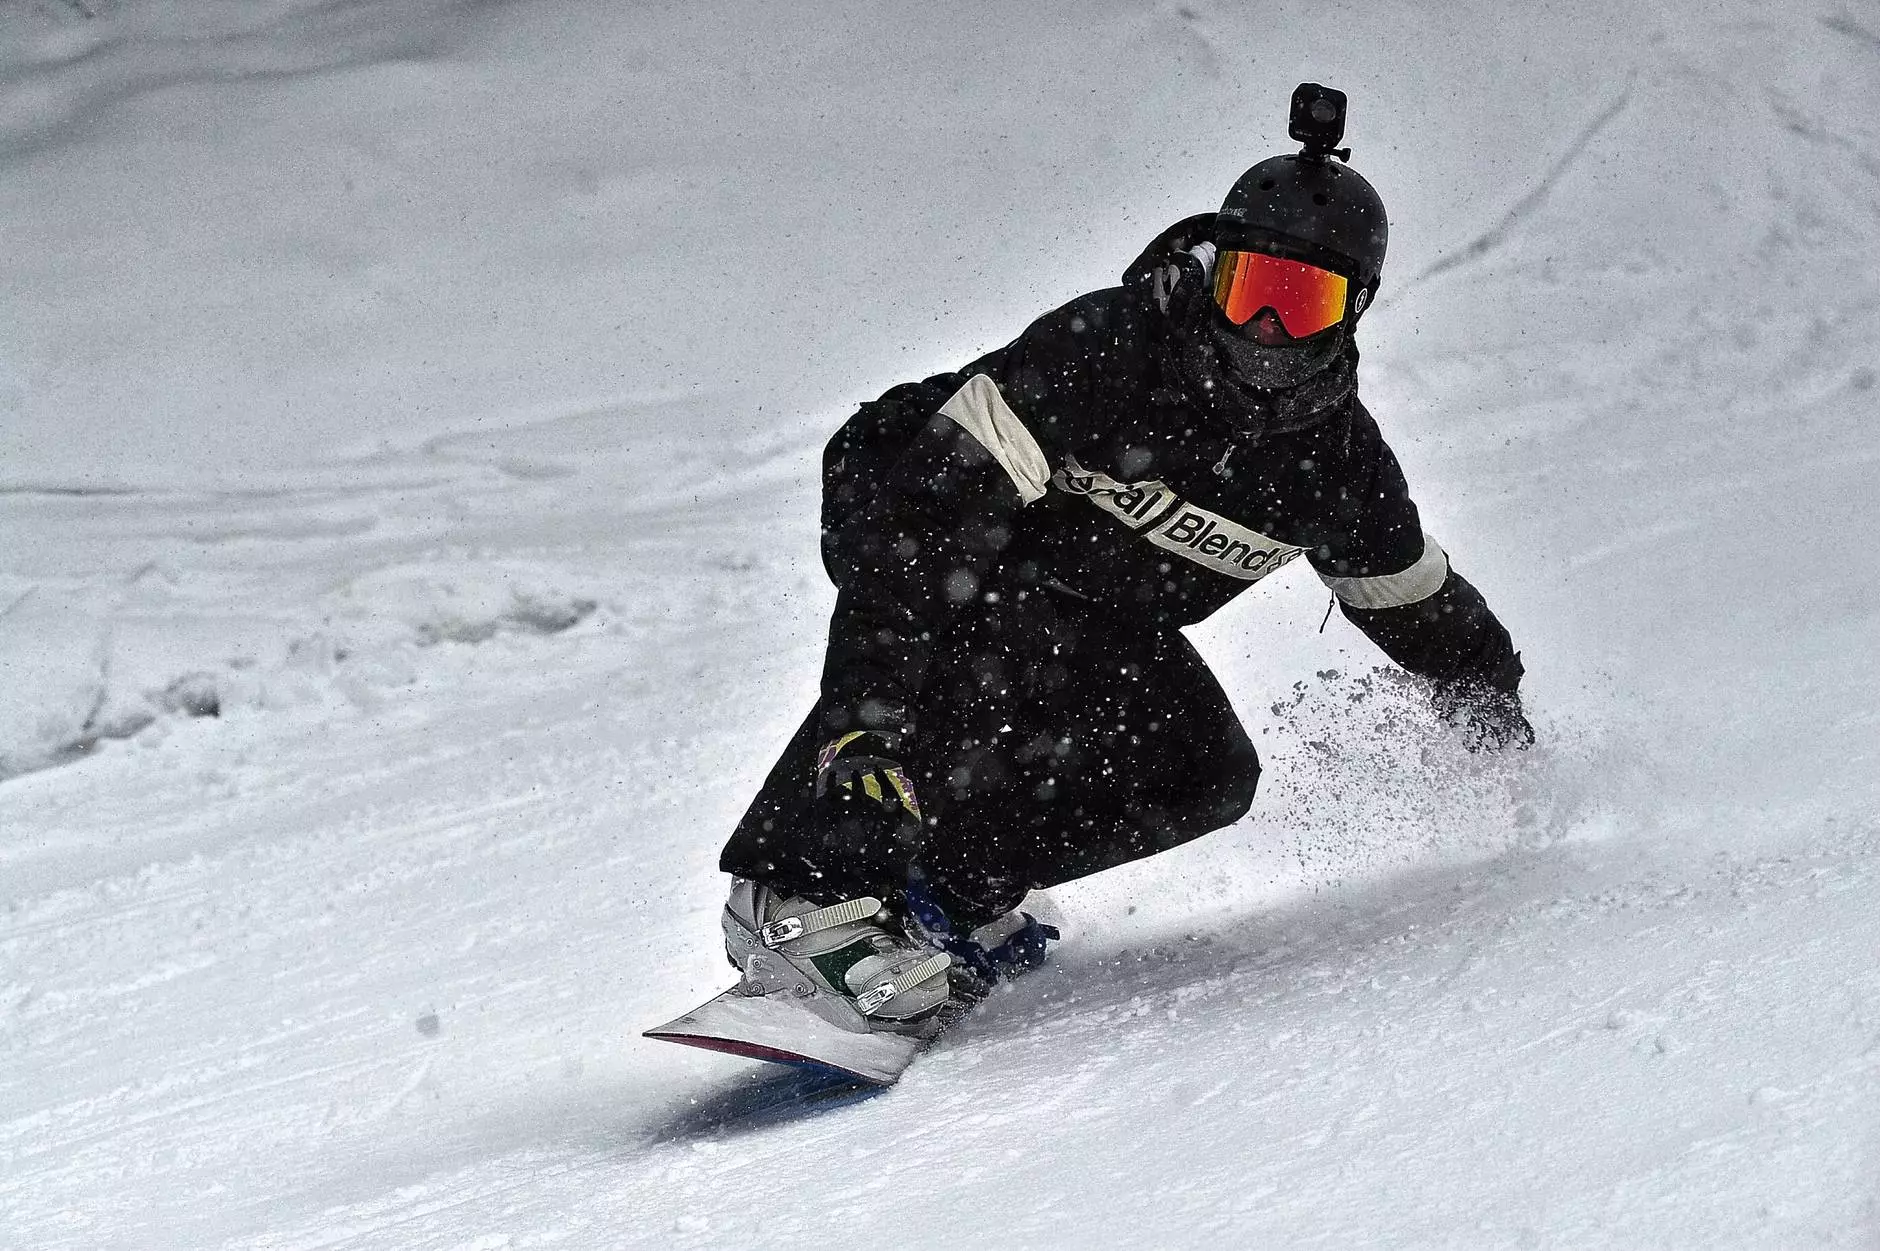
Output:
[3,0,1879,1246]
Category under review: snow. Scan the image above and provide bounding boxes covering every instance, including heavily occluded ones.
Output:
[3,0,1878,1245]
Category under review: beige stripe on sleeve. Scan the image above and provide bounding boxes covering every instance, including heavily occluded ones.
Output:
[938,374,1052,504]
[1318,533,1450,609]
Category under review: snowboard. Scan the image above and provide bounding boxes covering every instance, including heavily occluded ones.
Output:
[648,892,1053,1087]
[644,984,931,1086]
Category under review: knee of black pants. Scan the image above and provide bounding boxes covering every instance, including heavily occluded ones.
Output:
[1171,743,1262,833]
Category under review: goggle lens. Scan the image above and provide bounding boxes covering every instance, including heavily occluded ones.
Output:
[1211,250,1350,338]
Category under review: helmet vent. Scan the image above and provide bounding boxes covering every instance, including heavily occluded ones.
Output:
[1258,178,1276,190]
[1312,193,1329,205]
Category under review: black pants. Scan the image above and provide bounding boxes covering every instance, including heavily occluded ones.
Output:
[719,588,1261,924]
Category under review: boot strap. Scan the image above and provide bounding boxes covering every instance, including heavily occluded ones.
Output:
[854,952,953,1015]
[757,895,884,949]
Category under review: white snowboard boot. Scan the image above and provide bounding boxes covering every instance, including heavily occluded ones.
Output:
[722,879,955,1037]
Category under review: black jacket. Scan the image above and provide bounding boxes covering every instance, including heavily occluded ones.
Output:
[816,218,1521,743]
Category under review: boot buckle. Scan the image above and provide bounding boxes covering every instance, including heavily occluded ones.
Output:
[757,916,805,947]
[756,895,885,949]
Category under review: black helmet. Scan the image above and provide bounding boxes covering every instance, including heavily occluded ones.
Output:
[1216,84,1388,312]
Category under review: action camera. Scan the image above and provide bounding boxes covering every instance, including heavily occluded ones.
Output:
[1288,83,1349,160]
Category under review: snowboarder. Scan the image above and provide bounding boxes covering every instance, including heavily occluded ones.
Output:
[715,84,1531,1041]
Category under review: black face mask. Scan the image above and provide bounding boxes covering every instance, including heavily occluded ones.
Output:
[1209,321,1347,392]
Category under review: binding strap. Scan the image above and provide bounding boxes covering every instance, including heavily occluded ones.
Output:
[757,896,885,949]
[853,952,954,1015]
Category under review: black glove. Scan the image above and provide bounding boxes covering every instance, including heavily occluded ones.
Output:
[801,731,926,897]
[816,730,922,821]
[1432,680,1534,752]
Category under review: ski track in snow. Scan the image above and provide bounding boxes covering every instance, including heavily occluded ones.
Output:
[1412,76,1639,286]
[4,0,1880,1246]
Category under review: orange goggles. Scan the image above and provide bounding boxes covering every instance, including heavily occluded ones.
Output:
[1211,249,1351,339]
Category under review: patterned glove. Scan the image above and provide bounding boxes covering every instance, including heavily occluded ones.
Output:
[1432,681,1534,752]
[815,731,922,823]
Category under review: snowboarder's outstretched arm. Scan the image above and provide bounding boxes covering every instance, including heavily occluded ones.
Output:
[1308,403,1530,747]
[1337,569,1523,694]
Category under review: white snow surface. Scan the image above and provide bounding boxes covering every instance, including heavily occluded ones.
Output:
[3,0,1879,1245]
